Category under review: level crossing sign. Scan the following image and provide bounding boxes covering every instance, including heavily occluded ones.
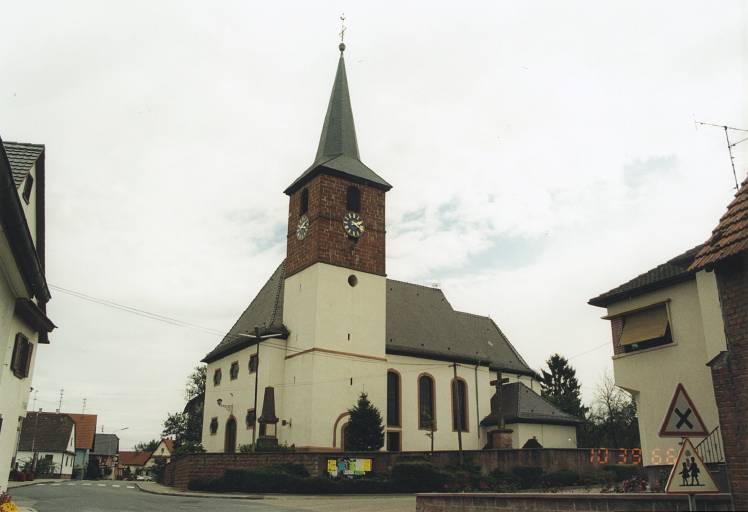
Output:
[659,383,708,437]
[665,439,720,494]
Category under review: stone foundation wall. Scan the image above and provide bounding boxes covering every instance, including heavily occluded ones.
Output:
[415,493,733,512]
[164,448,596,490]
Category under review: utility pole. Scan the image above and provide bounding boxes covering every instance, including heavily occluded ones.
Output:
[56,388,64,413]
[32,389,38,411]
[252,326,261,450]
[82,398,87,414]
[452,362,463,466]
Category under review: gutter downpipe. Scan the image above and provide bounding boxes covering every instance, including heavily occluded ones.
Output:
[474,361,480,440]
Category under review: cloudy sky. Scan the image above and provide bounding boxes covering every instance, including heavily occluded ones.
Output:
[1,1,746,449]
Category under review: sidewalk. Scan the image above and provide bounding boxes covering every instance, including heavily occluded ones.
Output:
[7,479,58,489]
[135,481,264,499]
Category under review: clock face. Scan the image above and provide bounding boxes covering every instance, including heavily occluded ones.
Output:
[343,212,365,238]
[296,215,309,240]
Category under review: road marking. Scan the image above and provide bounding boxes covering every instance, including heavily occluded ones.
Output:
[51,483,61,487]
[97,484,106,487]
[112,484,120,488]
[127,486,135,489]
[82,483,91,486]
[37,484,46,486]
[67,483,76,486]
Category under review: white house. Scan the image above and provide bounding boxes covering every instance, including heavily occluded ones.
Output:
[199,44,579,454]
[0,138,55,491]
[16,412,76,478]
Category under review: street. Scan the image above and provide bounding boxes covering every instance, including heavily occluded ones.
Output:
[11,482,415,512]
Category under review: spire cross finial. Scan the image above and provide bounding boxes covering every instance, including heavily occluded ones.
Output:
[339,14,346,44]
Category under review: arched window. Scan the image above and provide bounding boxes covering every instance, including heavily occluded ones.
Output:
[300,188,309,215]
[387,370,401,427]
[418,374,436,430]
[346,186,361,212]
[213,368,222,386]
[225,416,237,453]
[451,378,469,432]
[209,417,219,435]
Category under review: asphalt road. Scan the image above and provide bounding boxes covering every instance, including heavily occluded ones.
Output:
[11,481,415,512]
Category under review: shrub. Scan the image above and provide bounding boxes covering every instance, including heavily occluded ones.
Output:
[488,469,520,491]
[275,463,309,478]
[542,469,580,488]
[238,444,253,454]
[390,462,449,492]
[579,469,614,486]
[511,466,545,489]
[602,464,643,482]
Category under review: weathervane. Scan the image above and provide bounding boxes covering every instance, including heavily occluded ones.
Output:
[339,14,346,52]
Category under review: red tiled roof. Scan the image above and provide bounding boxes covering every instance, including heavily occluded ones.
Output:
[691,175,748,270]
[162,438,174,453]
[118,451,151,466]
[66,413,98,450]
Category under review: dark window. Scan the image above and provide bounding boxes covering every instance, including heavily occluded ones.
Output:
[451,378,469,432]
[209,417,219,435]
[213,368,222,386]
[248,354,258,373]
[245,409,256,429]
[418,375,436,429]
[22,175,33,204]
[230,362,239,380]
[346,186,361,212]
[225,417,237,453]
[10,333,33,379]
[386,431,401,452]
[387,371,401,427]
[300,188,309,215]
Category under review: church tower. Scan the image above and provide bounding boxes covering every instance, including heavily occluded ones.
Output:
[280,43,390,448]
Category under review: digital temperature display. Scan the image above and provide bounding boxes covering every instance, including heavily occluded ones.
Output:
[589,448,679,466]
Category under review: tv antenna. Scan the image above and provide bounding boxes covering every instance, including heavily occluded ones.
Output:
[695,121,748,190]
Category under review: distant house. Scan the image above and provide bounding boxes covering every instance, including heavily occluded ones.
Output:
[0,138,55,492]
[16,412,76,479]
[91,434,119,477]
[148,438,174,465]
[480,382,582,448]
[66,414,97,474]
[118,451,150,476]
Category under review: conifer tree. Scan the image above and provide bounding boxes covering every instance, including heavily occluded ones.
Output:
[540,354,588,419]
[345,392,384,451]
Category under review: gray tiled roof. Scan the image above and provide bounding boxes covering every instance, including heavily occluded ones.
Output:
[285,52,391,194]
[588,244,703,307]
[202,262,288,363]
[203,261,535,376]
[480,382,582,427]
[19,412,75,452]
[2,141,43,187]
[92,433,120,456]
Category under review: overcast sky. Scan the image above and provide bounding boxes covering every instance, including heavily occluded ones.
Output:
[1,1,746,450]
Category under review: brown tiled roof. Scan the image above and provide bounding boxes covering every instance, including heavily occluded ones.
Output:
[66,414,97,450]
[162,438,174,453]
[480,382,583,427]
[119,451,150,466]
[2,141,44,187]
[18,412,75,452]
[691,175,748,270]
[588,245,702,307]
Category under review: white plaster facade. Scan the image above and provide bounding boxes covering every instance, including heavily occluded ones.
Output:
[16,423,76,478]
[604,274,724,467]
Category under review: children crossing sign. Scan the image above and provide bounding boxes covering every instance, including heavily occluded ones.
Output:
[659,383,709,437]
[665,439,719,494]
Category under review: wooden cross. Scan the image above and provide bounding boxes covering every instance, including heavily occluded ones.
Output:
[490,375,510,429]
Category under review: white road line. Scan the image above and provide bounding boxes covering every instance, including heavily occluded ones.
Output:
[67,483,76,486]
[51,483,61,487]
[97,484,106,487]
[37,483,46,486]
[127,486,135,489]
[82,483,91,486]
[112,484,120,488]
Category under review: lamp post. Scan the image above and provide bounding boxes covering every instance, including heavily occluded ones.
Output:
[108,427,127,480]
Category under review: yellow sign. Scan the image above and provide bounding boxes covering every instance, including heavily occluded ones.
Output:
[327,459,337,474]
[665,439,720,494]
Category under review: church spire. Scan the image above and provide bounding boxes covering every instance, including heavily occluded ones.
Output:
[284,42,391,195]
[314,45,360,163]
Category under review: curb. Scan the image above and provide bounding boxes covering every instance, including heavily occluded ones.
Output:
[134,483,264,500]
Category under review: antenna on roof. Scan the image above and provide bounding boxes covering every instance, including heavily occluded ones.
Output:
[82,398,87,414]
[57,388,64,413]
[339,13,347,52]
[695,121,748,190]
[32,389,38,411]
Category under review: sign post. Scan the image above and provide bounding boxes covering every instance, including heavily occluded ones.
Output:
[659,384,719,512]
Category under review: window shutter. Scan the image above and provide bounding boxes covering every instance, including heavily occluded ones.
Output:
[11,334,25,378]
[23,341,34,378]
[619,306,669,346]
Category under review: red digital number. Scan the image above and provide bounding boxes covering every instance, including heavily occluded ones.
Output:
[666,448,676,465]
[651,449,661,465]
[617,449,626,464]
[589,449,596,464]
[597,448,609,464]
[631,448,642,465]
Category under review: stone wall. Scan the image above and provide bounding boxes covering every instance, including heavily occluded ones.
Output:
[164,448,596,490]
[712,252,748,509]
[415,493,733,512]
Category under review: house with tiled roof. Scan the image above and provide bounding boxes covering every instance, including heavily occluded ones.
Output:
[66,413,97,473]
[16,412,76,479]
[199,43,578,454]
[688,175,748,507]
[0,137,55,491]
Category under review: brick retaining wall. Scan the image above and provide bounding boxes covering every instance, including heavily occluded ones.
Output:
[164,448,596,490]
[416,493,733,512]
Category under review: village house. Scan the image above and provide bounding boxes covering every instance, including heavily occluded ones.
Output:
[91,433,119,477]
[118,438,174,478]
[16,412,76,479]
[66,413,97,476]
[0,138,54,491]
[200,44,578,454]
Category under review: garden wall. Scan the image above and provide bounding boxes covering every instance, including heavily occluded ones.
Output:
[164,449,595,490]
[416,493,733,512]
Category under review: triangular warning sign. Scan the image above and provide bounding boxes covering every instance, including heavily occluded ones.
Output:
[659,383,708,437]
[665,439,720,494]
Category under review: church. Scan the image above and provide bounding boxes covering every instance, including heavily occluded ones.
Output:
[200,43,580,453]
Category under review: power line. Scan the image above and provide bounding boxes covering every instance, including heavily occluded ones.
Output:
[568,342,609,360]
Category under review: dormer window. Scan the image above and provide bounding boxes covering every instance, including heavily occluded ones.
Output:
[346,186,361,212]
[300,188,309,215]
[22,174,33,204]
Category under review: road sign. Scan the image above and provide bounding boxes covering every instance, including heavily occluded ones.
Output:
[665,439,720,494]
[659,383,708,437]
